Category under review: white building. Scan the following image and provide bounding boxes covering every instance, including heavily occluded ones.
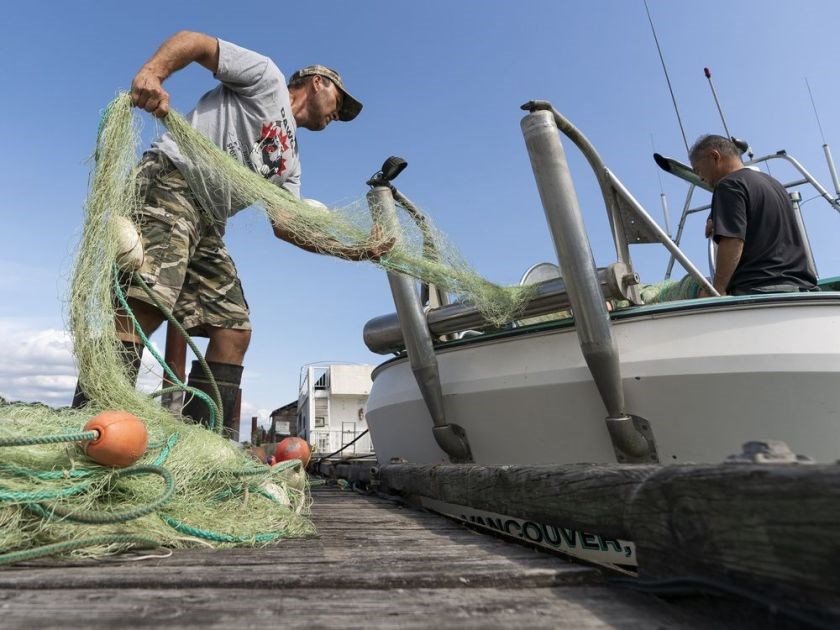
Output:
[297,363,375,456]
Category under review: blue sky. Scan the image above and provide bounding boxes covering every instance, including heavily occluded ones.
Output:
[2,1,839,433]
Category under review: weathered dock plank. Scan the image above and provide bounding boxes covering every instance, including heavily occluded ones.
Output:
[0,486,807,629]
[0,585,730,629]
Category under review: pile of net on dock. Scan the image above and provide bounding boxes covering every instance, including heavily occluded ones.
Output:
[0,399,312,563]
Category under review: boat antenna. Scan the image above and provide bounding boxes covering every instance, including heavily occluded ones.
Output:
[703,67,732,140]
[650,133,671,237]
[643,0,690,155]
[805,77,827,144]
[703,66,755,161]
[805,77,840,198]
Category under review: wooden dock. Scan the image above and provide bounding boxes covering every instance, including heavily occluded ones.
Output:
[0,485,813,628]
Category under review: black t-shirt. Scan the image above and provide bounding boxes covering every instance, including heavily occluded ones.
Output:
[711,168,817,292]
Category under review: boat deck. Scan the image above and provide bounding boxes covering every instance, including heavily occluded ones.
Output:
[0,485,799,628]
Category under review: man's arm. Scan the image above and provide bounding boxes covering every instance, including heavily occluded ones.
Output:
[131,31,220,118]
[271,222,394,262]
[710,236,744,295]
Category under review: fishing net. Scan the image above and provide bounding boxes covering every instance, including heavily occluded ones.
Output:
[0,92,539,565]
[0,401,312,563]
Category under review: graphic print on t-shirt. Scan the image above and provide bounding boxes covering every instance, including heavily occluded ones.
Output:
[249,121,292,179]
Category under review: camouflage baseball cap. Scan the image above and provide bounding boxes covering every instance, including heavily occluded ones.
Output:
[290,64,363,122]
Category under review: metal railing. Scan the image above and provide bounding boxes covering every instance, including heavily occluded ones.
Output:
[309,428,373,456]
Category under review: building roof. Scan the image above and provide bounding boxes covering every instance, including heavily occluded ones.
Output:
[269,400,298,417]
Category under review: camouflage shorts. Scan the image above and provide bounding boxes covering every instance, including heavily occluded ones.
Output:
[126,152,251,336]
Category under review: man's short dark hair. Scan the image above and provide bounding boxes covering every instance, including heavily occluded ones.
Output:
[689,134,741,162]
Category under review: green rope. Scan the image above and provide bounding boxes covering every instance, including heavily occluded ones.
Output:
[231,461,297,476]
[111,270,221,431]
[27,465,174,524]
[0,430,98,447]
[0,481,93,503]
[0,535,160,566]
[0,463,98,480]
[132,272,225,432]
[151,432,180,466]
[159,513,282,543]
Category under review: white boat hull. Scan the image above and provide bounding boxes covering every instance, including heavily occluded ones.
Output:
[365,300,840,465]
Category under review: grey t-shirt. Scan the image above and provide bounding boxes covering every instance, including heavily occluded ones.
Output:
[150,39,301,230]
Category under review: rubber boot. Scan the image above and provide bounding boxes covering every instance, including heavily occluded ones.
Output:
[71,340,143,408]
[182,360,243,440]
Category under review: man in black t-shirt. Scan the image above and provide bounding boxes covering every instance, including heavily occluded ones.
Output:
[689,135,816,296]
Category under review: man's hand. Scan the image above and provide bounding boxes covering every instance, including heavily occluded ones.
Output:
[361,223,396,262]
[131,67,170,118]
[705,218,714,238]
[343,224,395,262]
[129,32,219,119]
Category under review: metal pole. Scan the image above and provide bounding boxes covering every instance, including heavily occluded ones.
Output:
[788,191,818,279]
[660,192,671,238]
[664,185,696,279]
[364,272,615,354]
[704,67,732,140]
[747,152,840,213]
[366,186,472,463]
[521,109,653,462]
[605,171,717,295]
[823,144,840,199]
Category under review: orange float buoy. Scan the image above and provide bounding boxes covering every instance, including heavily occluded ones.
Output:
[273,437,311,467]
[83,410,148,468]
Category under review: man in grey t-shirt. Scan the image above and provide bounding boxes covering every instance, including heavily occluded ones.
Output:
[73,31,388,438]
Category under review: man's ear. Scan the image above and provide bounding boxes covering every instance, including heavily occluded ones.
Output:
[709,149,722,163]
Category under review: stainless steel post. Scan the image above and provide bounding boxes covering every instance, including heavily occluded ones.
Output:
[823,144,840,199]
[789,191,818,279]
[366,186,473,463]
[521,109,654,462]
[664,185,696,279]
[660,192,671,238]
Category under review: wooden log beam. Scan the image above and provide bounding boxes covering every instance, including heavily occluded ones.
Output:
[627,464,840,622]
[377,463,840,623]
[378,463,659,539]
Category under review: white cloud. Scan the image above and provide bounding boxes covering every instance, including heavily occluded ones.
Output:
[0,319,281,444]
[0,322,76,404]
[238,400,272,442]
[0,319,166,406]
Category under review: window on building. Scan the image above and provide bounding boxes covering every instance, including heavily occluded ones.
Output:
[313,368,329,390]
[317,435,330,453]
[314,416,326,428]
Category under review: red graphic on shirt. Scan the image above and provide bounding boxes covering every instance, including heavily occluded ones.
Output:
[255,123,289,178]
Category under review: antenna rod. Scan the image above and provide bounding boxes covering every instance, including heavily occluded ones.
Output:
[703,67,732,140]
[806,77,840,198]
[643,0,690,154]
[650,133,671,236]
